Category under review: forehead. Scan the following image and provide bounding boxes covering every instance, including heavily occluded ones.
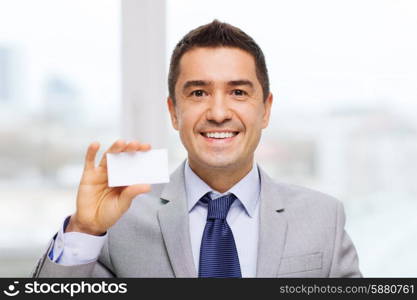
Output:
[176,47,259,85]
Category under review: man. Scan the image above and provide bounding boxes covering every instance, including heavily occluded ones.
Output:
[33,20,361,278]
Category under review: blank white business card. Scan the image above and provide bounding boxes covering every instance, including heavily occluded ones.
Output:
[106,149,169,187]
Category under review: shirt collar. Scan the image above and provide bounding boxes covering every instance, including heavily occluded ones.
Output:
[184,160,260,218]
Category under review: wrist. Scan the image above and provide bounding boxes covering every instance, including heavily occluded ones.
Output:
[65,215,106,236]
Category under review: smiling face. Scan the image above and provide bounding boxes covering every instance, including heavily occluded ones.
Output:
[168,47,272,174]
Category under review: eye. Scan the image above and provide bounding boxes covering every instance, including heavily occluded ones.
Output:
[190,90,206,97]
[232,89,248,96]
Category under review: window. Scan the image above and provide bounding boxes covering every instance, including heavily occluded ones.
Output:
[0,0,120,276]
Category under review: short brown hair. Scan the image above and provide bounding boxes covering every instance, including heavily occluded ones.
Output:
[168,20,270,103]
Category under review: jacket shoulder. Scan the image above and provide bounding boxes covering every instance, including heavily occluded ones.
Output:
[274,181,341,208]
[267,180,343,225]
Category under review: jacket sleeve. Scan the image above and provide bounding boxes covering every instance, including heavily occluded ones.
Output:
[32,235,115,278]
[329,201,362,277]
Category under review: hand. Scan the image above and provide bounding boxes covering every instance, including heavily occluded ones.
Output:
[66,140,151,235]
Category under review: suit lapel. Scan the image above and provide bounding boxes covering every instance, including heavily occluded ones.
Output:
[256,168,288,277]
[157,162,197,277]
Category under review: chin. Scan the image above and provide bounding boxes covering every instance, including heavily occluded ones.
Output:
[197,154,241,169]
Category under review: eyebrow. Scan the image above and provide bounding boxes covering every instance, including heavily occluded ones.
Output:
[182,80,212,92]
[227,80,254,88]
[182,79,254,93]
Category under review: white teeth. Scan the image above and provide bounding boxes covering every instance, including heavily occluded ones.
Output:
[204,132,236,139]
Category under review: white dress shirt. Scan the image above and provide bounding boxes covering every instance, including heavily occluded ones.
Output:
[50,161,261,277]
[185,161,260,277]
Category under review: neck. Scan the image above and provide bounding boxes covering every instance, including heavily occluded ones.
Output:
[188,158,254,193]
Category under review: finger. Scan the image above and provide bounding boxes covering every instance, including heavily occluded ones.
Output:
[124,141,140,152]
[119,184,151,209]
[138,144,152,151]
[84,142,100,170]
[98,139,126,168]
[124,142,151,153]
[136,143,151,151]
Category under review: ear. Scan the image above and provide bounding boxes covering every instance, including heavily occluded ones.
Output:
[262,92,273,129]
[167,96,179,130]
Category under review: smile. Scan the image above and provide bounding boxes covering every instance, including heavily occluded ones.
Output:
[200,131,239,139]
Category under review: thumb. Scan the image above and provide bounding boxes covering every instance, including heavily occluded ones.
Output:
[119,184,151,206]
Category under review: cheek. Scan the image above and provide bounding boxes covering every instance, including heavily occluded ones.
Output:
[177,106,200,133]
[234,104,265,131]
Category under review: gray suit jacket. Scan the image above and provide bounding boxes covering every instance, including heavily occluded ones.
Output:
[32,162,361,277]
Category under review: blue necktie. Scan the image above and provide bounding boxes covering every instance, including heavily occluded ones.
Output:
[198,192,242,278]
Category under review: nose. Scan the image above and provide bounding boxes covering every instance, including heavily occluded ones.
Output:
[205,93,232,124]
